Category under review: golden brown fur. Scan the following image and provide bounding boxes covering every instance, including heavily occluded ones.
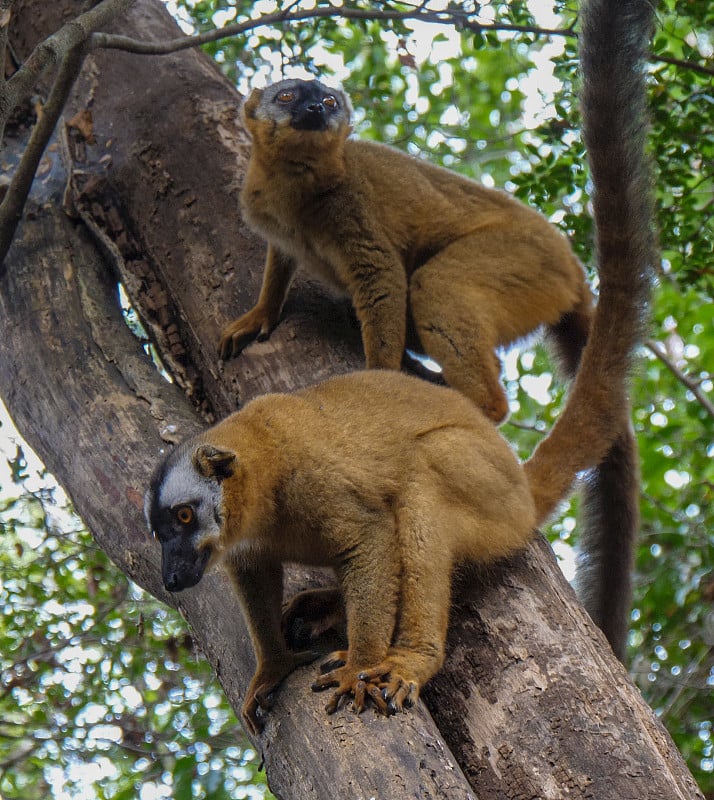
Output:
[148,0,653,734]
[219,72,643,659]
[149,372,537,734]
[221,81,591,424]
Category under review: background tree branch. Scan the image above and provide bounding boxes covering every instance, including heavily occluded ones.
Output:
[90,5,576,56]
[1,0,710,268]
[646,340,714,419]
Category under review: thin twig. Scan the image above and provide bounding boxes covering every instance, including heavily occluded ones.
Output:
[0,742,41,777]
[658,645,713,720]
[654,53,714,78]
[90,6,577,55]
[90,5,712,79]
[645,339,714,419]
[505,418,548,434]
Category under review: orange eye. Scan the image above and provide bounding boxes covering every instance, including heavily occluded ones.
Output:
[176,505,194,525]
[323,94,337,109]
[276,90,295,103]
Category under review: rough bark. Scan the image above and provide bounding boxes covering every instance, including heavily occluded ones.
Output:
[0,1,703,798]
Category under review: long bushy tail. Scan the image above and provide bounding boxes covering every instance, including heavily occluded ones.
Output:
[546,307,643,660]
[524,0,656,655]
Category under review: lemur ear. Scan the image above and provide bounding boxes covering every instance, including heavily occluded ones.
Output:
[193,444,237,481]
[241,87,264,122]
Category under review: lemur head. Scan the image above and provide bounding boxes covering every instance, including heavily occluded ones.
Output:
[145,440,236,592]
[241,78,352,138]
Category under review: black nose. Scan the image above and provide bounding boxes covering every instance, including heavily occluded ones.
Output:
[164,571,181,592]
[292,103,328,131]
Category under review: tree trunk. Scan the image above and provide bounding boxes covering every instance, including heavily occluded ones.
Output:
[0,1,703,798]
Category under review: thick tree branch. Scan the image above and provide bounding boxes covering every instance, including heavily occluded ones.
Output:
[2,0,134,130]
[0,0,18,140]
[0,1,14,82]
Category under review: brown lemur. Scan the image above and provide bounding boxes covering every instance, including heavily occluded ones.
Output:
[146,0,654,736]
[218,40,646,662]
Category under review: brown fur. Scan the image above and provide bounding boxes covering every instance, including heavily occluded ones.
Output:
[185,371,537,732]
[222,82,591,424]
[149,0,653,734]
[219,71,644,659]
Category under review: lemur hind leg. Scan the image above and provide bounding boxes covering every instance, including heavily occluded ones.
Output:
[409,231,585,424]
[410,265,507,422]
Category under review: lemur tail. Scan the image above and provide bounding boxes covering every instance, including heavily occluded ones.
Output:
[524,0,656,655]
[546,305,641,660]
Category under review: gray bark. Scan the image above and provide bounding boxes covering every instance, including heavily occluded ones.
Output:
[0,1,703,798]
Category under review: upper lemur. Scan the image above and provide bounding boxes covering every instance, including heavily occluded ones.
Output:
[146,0,654,735]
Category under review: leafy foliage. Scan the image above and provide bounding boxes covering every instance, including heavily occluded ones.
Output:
[1,0,712,795]
[0,438,271,799]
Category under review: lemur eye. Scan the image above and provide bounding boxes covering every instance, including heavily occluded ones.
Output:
[175,505,194,526]
[276,90,295,103]
[323,94,338,109]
